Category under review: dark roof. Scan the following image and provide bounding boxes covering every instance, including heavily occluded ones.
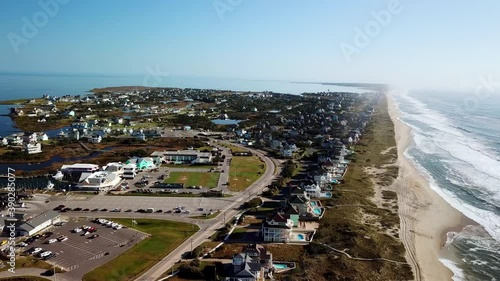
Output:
[269,212,288,223]
[288,195,307,204]
[288,186,304,195]
[282,204,300,215]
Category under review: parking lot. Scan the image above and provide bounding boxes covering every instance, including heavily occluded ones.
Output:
[22,218,148,279]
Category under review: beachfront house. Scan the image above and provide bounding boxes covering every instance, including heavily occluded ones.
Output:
[261,213,294,243]
[225,244,274,281]
[302,181,322,198]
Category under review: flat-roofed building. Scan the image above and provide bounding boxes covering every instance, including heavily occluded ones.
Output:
[61,163,100,173]
[76,171,121,191]
[151,150,212,164]
[17,210,60,236]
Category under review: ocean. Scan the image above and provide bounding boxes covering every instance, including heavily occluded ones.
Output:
[393,90,500,281]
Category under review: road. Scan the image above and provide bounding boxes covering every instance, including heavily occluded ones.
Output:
[134,142,279,281]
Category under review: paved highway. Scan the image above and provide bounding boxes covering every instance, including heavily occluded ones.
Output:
[135,142,279,281]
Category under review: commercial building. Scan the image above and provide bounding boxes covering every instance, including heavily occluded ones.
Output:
[76,171,121,191]
[61,163,100,173]
[151,150,212,164]
[17,210,60,236]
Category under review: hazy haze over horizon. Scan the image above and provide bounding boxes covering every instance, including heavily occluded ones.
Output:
[1,0,500,91]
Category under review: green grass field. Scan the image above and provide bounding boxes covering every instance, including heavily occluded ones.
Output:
[227,156,265,191]
[164,172,220,188]
[83,219,197,281]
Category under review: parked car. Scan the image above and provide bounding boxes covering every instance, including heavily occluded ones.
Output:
[57,235,68,242]
[125,209,132,212]
[91,208,99,212]
[32,247,43,254]
[39,251,52,258]
[100,208,108,212]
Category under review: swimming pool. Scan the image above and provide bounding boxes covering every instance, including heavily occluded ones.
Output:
[297,234,305,240]
[310,201,317,206]
[273,263,288,269]
[313,208,322,215]
[320,192,332,198]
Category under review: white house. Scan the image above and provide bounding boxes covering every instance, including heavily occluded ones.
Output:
[0,138,8,146]
[38,133,49,142]
[25,143,42,154]
[104,162,124,175]
[123,164,137,179]
[88,135,102,144]
[23,132,38,143]
[303,182,322,198]
[261,213,293,243]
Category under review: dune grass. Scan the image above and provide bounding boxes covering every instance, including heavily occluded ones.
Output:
[290,94,414,281]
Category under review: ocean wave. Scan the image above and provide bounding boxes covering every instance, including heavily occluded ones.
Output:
[403,136,500,243]
[439,257,466,281]
[444,225,500,280]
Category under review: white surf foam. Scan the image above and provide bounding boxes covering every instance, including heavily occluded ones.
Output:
[394,92,500,243]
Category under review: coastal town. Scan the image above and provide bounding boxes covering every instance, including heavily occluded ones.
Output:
[0,87,412,281]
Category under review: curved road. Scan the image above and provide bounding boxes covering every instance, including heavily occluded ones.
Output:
[133,143,278,281]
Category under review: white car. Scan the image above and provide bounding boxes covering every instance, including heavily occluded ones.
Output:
[73,228,82,233]
[32,247,43,254]
[106,221,113,226]
[114,225,122,230]
[47,239,57,244]
[40,251,52,258]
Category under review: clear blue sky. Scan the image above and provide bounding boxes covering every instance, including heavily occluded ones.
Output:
[1,0,499,89]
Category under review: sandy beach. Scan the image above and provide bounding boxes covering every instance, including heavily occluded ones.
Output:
[386,93,474,281]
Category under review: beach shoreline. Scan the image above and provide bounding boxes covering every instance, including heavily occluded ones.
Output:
[386,93,475,281]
